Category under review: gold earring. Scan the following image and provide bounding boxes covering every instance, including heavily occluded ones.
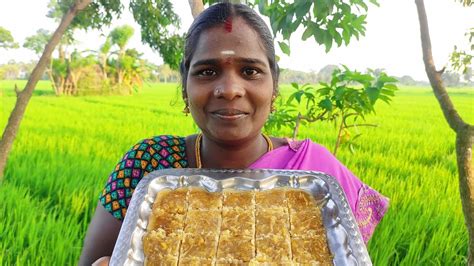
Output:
[183,105,190,116]
[183,98,190,116]
[270,95,277,113]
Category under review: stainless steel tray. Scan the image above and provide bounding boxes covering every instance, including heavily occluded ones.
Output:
[110,168,372,266]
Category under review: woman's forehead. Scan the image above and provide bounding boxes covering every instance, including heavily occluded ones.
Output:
[191,17,268,64]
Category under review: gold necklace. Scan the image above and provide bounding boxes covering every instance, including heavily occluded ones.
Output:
[194,133,273,168]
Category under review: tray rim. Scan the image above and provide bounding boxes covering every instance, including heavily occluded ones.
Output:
[109,168,372,266]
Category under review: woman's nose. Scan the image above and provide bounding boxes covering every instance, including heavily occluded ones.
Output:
[214,72,245,100]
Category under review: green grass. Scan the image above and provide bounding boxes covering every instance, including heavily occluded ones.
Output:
[0,80,473,265]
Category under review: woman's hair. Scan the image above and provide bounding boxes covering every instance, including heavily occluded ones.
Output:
[180,2,279,97]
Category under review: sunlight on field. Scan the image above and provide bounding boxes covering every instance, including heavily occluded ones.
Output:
[0,81,473,264]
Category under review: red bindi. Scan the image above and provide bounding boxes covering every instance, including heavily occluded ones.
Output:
[224,17,233,33]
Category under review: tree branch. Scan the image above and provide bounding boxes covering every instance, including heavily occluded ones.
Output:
[188,0,204,19]
[415,0,467,132]
[14,84,20,97]
[437,66,446,75]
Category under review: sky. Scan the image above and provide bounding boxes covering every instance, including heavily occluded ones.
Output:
[0,1,472,81]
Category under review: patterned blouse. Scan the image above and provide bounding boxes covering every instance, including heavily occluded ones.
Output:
[99,135,187,220]
[99,135,386,243]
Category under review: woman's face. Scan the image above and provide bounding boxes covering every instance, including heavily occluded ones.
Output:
[186,17,274,145]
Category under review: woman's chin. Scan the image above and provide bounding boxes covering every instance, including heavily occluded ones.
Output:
[205,129,255,144]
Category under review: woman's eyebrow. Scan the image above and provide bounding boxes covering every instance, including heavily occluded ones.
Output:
[191,59,219,67]
[236,58,266,65]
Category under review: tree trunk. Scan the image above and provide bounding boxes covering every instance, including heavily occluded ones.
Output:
[0,0,92,181]
[292,113,302,140]
[333,115,345,156]
[415,0,474,263]
[188,0,204,19]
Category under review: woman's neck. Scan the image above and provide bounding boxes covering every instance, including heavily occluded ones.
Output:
[200,133,268,169]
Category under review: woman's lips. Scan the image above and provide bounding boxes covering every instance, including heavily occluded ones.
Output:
[211,109,249,120]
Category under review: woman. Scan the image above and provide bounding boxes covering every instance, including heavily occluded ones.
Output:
[79,2,388,265]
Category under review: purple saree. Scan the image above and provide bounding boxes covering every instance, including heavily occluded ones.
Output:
[250,139,389,243]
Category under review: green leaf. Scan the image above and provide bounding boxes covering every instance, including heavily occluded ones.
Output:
[342,27,351,45]
[334,86,345,100]
[257,0,267,14]
[291,82,299,89]
[295,1,312,18]
[317,87,331,96]
[278,41,290,56]
[378,75,398,83]
[377,94,391,104]
[319,98,333,111]
[295,90,304,103]
[369,0,380,7]
[302,26,314,41]
[287,94,296,104]
[383,83,398,91]
[324,32,333,52]
[365,87,380,104]
[333,31,342,47]
[313,27,325,45]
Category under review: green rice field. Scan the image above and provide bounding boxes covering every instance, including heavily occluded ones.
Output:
[0,80,473,265]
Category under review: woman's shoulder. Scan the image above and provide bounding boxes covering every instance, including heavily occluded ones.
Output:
[123,135,188,169]
[132,135,186,148]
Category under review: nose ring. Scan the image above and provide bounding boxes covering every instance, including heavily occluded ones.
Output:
[214,88,222,96]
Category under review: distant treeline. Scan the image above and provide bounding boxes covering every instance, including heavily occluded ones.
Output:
[1,61,472,87]
[279,65,474,87]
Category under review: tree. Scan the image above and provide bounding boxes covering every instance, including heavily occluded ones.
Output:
[464,67,473,83]
[441,71,461,87]
[0,26,18,49]
[23,29,52,54]
[265,66,397,154]
[0,0,192,178]
[109,25,135,88]
[0,0,124,180]
[317,64,339,83]
[397,75,417,86]
[0,60,20,80]
[415,0,474,263]
[156,64,179,83]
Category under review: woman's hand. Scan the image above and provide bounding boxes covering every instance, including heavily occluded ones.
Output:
[79,203,122,265]
[92,256,110,266]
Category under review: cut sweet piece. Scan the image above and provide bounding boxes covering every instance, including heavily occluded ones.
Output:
[152,188,188,214]
[180,233,218,259]
[188,187,222,210]
[143,229,182,257]
[222,190,254,209]
[255,235,291,263]
[147,209,185,234]
[178,257,214,266]
[221,209,254,237]
[184,210,220,235]
[255,209,289,237]
[144,254,178,266]
[291,237,333,265]
[290,208,325,237]
[286,189,319,211]
[217,231,255,262]
[255,188,287,209]
[216,258,250,265]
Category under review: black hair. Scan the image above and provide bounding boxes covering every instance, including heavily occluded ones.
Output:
[180,2,279,100]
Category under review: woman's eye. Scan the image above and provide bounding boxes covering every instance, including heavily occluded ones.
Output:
[242,67,260,77]
[196,69,216,77]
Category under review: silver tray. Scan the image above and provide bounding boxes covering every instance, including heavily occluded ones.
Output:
[110,168,372,266]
